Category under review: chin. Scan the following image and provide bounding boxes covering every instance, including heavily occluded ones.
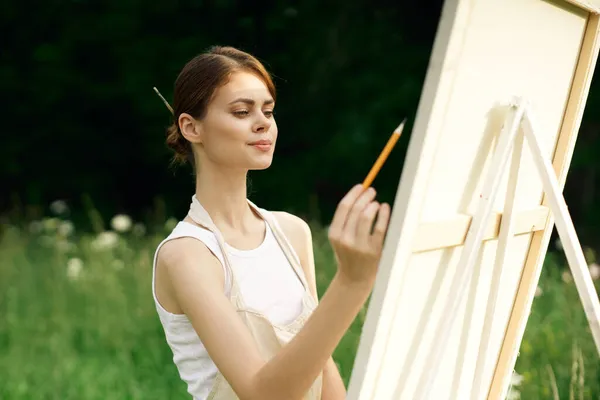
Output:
[250,159,273,170]
[245,144,275,170]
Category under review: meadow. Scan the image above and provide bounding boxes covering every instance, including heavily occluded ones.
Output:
[1,203,599,400]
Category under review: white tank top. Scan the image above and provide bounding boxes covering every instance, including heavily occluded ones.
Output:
[152,215,306,400]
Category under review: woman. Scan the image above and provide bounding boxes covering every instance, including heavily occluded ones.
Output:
[152,46,391,400]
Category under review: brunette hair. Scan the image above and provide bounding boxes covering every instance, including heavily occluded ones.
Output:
[165,46,276,167]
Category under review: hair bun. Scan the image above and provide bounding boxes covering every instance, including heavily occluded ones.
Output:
[165,123,190,165]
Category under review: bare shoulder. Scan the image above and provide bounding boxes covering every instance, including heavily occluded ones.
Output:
[157,236,223,281]
[271,211,312,242]
[155,236,225,313]
[157,236,212,263]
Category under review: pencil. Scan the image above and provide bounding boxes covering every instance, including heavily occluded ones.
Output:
[153,87,174,115]
[362,119,406,189]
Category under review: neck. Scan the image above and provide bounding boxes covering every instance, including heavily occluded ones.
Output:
[193,165,257,233]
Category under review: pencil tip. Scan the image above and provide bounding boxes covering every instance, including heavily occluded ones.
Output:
[394,118,407,135]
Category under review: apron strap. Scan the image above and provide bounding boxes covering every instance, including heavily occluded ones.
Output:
[247,200,313,297]
[187,195,242,304]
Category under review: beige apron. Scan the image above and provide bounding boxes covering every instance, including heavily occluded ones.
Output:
[187,195,323,400]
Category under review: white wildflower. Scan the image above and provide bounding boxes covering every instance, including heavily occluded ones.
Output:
[111,214,132,233]
[57,221,74,237]
[66,258,83,280]
[535,286,543,297]
[506,370,523,400]
[562,270,572,283]
[555,238,563,251]
[42,217,60,232]
[91,231,119,251]
[50,200,69,215]
[510,371,524,386]
[132,223,146,237]
[165,217,178,232]
[589,263,600,280]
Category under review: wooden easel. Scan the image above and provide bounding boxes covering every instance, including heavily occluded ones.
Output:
[408,97,600,400]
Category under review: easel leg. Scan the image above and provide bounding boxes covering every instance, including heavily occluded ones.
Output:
[407,101,527,400]
[522,107,600,355]
[470,128,525,400]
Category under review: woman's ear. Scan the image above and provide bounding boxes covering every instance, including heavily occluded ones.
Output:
[178,113,203,144]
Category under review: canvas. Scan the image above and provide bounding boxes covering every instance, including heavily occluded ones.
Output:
[346,0,600,399]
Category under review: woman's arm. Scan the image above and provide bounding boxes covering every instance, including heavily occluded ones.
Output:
[157,185,389,400]
[159,241,369,400]
[273,211,348,399]
[321,358,347,399]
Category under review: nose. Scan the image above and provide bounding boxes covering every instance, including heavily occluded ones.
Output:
[253,114,272,133]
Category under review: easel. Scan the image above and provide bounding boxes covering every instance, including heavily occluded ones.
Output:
[407,97,600,400]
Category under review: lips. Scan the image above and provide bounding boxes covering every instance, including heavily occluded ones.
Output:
[249,139,272,152]
[249,140,272,145]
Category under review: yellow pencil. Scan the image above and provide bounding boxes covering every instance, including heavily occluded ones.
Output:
[362,119,406,189]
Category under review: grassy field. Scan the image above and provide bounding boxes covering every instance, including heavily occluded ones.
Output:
[1,209,599,399]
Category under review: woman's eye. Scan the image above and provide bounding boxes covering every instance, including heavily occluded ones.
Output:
[232,109,275,118]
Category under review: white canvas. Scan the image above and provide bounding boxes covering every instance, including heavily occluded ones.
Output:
[346,0,600,399]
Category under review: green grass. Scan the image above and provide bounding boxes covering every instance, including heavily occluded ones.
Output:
[1,215,599,399]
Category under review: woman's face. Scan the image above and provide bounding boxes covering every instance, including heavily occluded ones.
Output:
[194,71,277,171]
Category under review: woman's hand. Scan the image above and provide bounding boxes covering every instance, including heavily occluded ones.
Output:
[327,184,391,287]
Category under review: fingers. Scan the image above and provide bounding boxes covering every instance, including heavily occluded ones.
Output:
[356,200,380,241]
[342,187,377,240]
[371,203,391,247]
[329,184,390,254]
[328,184,366,239]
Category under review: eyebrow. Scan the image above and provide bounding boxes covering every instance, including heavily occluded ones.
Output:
[228,97,275,106]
